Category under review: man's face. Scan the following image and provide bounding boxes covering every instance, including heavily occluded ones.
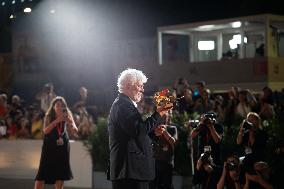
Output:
[128,82,144,103]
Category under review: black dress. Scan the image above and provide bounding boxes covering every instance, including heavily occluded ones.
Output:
[35,121,73,184]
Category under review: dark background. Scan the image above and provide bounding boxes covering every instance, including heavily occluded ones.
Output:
[1,0,284,52]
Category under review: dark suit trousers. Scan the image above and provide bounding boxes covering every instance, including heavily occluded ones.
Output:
[112,179,149,189]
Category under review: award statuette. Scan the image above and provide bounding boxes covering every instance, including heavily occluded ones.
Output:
[56,137,64,146]
[154,89,183,111]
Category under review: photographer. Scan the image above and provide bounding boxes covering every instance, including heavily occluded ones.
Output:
[194,146,222,189]
[191,112,224,165]
[149,110,178,189]
[244,161,273,189]
[236,112,268,163]
[217,154,242,189]
[36,83,56,113]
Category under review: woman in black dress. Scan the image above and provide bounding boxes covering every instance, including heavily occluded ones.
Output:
[34,96,78,189]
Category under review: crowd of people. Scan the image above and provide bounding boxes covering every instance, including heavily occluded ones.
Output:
[0,75,284,189]
[166,78,284,189]
[0,83,95,140]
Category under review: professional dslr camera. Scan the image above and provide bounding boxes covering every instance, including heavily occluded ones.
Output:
[188,112,217,130]
[242,120,254,133]
[226,162,238,171]
[200,146,213,164]
[203,112,217,125]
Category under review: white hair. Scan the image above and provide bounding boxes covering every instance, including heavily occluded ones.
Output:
[117,68,147,93]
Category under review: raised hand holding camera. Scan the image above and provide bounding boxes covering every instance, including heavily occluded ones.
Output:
[242,119,254,133]
[154,125,166,137]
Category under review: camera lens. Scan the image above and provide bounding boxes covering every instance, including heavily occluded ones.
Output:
[243,120,253,131]
[227,162,237,171]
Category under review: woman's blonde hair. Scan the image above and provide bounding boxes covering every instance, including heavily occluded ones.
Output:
[246,112,261,128]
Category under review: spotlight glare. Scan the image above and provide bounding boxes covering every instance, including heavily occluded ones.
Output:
[21,0,25,3]
[232,21,242,28]
[50,9,55,14]
[198,24,215,29]
[10,15,15,19]
[24,7,32,13]
[229,39,238,49]
[12,0,15,4]
[198,41,215,50]
[1,2,5,6]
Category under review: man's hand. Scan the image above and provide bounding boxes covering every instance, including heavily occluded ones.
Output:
[156,104,172,117]
[245,173,262,183]
[154,125,166,136]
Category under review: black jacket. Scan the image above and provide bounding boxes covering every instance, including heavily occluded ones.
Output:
[108,93,163,181]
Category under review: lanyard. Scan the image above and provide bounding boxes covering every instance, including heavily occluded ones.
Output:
[56,122,64,137]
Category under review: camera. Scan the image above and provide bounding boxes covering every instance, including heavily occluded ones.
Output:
[226,162,238,171]
[242,120,253,132]
[203,112,216,125]
[200,146,212,164]
[188,112,216,129]
[62,108,67,113]
[62,108,68,118]
[188,119,200,128]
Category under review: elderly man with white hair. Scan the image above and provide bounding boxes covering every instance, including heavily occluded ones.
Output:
[108,68,170,189]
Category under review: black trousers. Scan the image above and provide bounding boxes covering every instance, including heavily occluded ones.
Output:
[112,179,149,189]
[149,161,173,189]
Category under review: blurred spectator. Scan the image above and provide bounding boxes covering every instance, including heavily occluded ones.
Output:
[31,110,43,139]
[193,97,206,114]
[176,88,194,114]
[36,83,56,113]
[5,116,17,139]
[211,95,226,124]
[17,117,31,139]
[173,77,189,98]
[237,112,268,164]
[236,90,251,119]
[73,103,93,139]
[217,153,242,189]
[71,113,81,140]
[193,81,207,100]
[0,119,7,138]
[9,95,25,121]
[73,86,88,109]
[193,81,211,112]
[0,93,9,119]
[261,87,274,105]
[246,89,259,112]
[244,161,273,189]
[224,87,240,129]
[73,86,97,122]
[259,87,275,120]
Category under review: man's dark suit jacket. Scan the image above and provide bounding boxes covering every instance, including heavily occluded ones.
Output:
[108,93,164,181]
